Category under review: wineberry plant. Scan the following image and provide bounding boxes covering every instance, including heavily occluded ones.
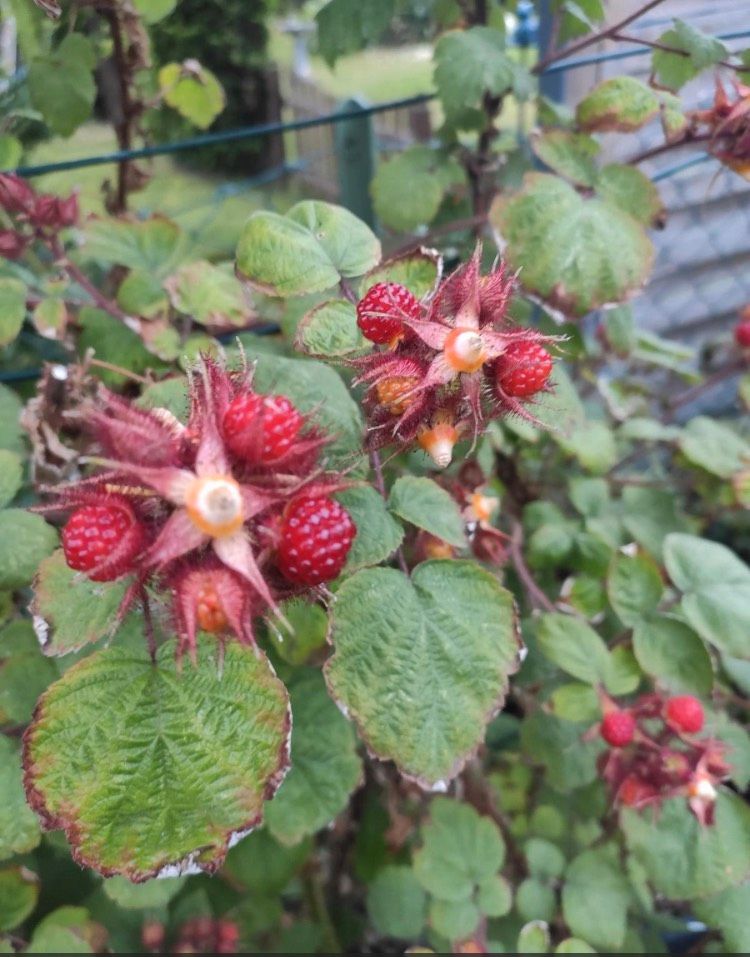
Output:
[0,0,749,954]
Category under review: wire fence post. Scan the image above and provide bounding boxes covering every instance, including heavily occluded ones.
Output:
[537,0,565,104]
[334,96,376,229]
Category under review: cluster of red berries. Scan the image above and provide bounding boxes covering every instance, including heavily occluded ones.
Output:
[141,917,240,954]
[350,246,558,468]
[49,356,356,659]
[0,174,79,260]
[596,692,729,825]
[690,78,750,180]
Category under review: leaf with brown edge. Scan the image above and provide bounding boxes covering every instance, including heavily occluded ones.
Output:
[23,637,290,881]
[325,561,522,788]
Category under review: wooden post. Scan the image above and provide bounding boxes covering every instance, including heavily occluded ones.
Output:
[335,97,376,228]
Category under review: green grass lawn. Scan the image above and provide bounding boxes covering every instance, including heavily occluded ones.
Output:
[268,29,435,102]
[25,124,280,260]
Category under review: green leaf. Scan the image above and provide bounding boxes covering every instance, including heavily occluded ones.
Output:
[78,307,159,387]
[694,883,750,954]
[558,421,618,474]
[0,737,40,860]
[517,920,550,954]
[0,385,23,453]
[622,487,692,561]
[159,61,225,129]
[550,682,600,723]
[414,797,505,901]
[0,641,57,725]
[653,20,728,91]
[25,906,99,954]
[103,875,185,910]
[434,27,520,126]
[287,201,381,278]
[525,838,566,879]
[237,202,380,298]
[117,269,167,318]
[0,135,22,170]
[0,278,26,347]
[477,873,512,917]
[576,76,660,132]
[491,173,653,317]
[605,645,642,695]
[244,349,364,470]
[0,450,22,508]
[596,164,665,228]
[562,845,629,949]
[0,511,57,590]
[429,896,480,940]
[520,710,600,793]
[32,296,67,338]
[0,866,38,931]
[225,828,311,894]
[266,599,327,667]
[367,866,426,939]
[531,130,600,187]
[83,217,185,277]
[236,212,338,297]
[31,550,132,655]
[664,533,750,658]
[327,563,520,786]
[23,637,291,880]
[336,486,404,573]
[607,553,663,627]
[555,938,596,954]
[632,615,712,695]
[133,0,176,22]
[537,613,611,685]
[265,671,361,847]
[679,416,750,478]
[516,877,556,922]
[295,299,365,357]
[622,792,750,898]
[28,34,95,136]
[363,247,442,300]
[315,0,394,65]
[372,147,465,232]
[165,260,247,327]
[388,476,466,548]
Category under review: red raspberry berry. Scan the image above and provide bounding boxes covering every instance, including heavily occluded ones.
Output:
[62,498,145,582]
[665,695,704,734]
[494,340,553,398]
[618,774,657,807]
[600,709,636,747]
[734,319,750,348]
[277,495,356,586]
[356,282,420,345]
[223,393,303,464]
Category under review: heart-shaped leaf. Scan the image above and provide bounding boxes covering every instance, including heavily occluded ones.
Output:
[23,637,290,880]
[664,533,750,658]
[491,172,653,317]
[325,561,520,786]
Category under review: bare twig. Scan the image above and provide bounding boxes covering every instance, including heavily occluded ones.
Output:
[509,520,556,613]
[533,0,669,75]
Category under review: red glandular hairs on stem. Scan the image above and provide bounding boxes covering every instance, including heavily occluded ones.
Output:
[351,245,562,468]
